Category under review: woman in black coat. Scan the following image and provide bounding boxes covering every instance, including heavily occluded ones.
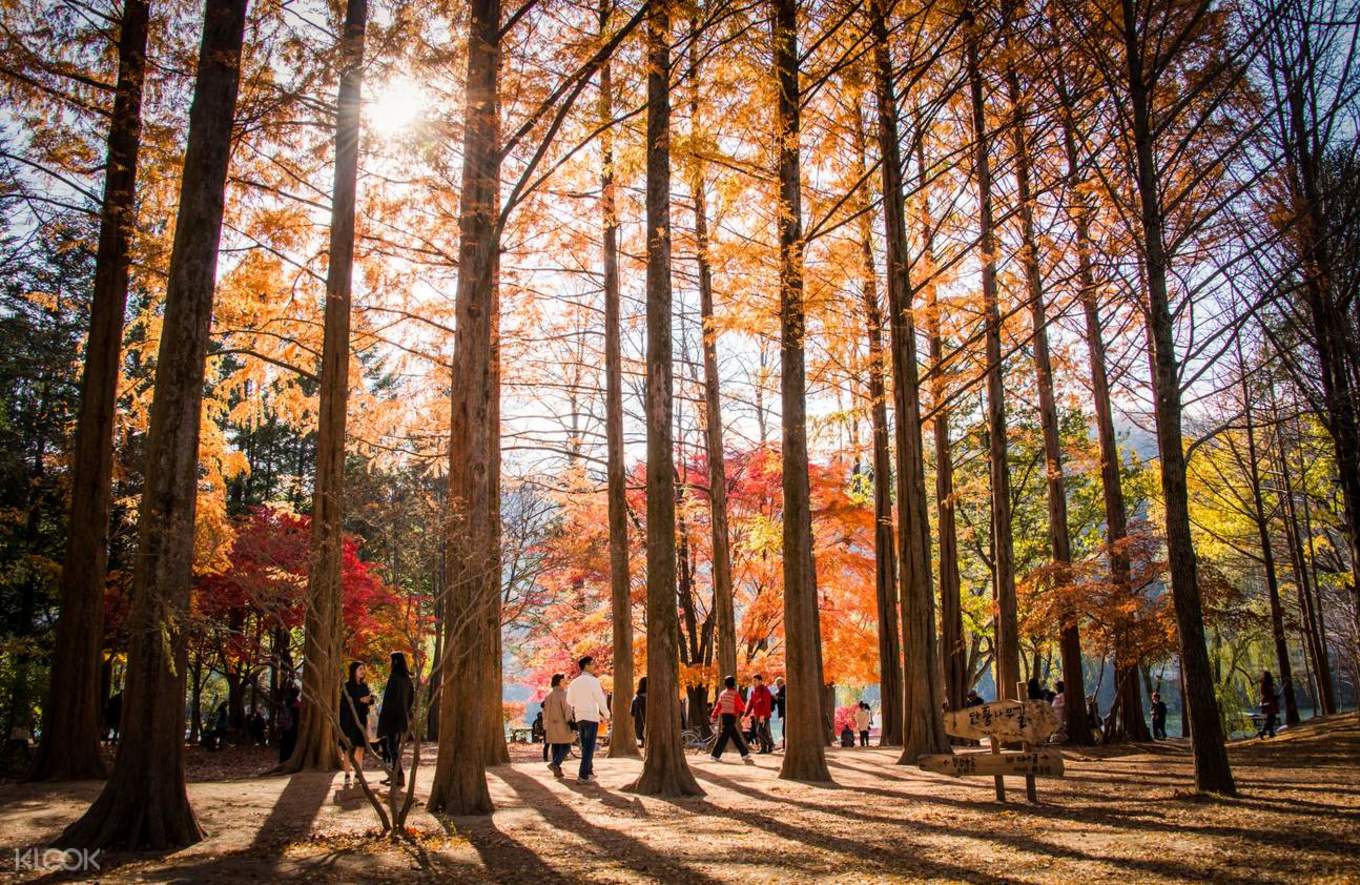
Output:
[339,661,375,787]
[377,652,415,787]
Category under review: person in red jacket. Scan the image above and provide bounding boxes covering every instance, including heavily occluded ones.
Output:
[708,675,754,763]
[744,673,775,754]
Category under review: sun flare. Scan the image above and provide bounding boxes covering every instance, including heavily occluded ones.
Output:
[366,76,425,138]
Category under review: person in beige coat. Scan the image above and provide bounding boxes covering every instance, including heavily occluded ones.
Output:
[542,673,575,777]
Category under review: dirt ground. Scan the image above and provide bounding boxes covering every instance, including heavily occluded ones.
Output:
[2,715,1358,883]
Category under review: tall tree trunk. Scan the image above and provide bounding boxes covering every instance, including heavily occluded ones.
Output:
[56,0,248,848]
[913,123,965,714]
[772,0,831,783]
[600,0,638,759]
[1056,48,1140,742]
[852,109,903,746]
[1237,351,1299,725]
[284,0,367,775]
[869,0,950,762]
[429,0,501,815]
[29,0,150,783]
[1279,45,1360,707]
[1279,416,1337,714]
[1002,15,1090,744]
[1119,0,1234,792]
[688,14,737,688]
[965,7,1020,703]
[625,0,703,798]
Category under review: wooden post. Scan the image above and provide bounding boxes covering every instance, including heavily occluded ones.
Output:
[1024,740,1038,803]
[989,736,1005,802]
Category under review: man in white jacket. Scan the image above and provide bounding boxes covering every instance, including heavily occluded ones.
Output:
[566,655,610,783]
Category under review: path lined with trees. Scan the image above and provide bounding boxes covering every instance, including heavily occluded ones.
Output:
[0,0,1357,864]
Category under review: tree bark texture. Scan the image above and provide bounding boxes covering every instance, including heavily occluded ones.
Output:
[870,0,950,762]
[625,0,703,798]
[31,0,150,783]
[1120,0,1235,792]
[285,0,367,776]
[772,0,832,783]
[429,0,501,815]
[600,0,638,759]
[57,0,248,848]
[965,8,1020,703]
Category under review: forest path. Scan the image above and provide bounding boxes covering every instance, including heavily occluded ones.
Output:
[2,715,1357,882]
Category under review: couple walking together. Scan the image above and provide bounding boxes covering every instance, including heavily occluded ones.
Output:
[542,656,610,784]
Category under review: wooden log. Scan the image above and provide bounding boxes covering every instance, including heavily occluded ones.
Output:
[919,748,1065,779]
[944,700,1059,743]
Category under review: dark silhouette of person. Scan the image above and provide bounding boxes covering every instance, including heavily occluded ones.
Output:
[1258,671,1280,739]
[377,652,415,787]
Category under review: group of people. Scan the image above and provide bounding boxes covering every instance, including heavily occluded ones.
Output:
[709,673,783,761]
[336,652,416,789]
[539,656,611,782]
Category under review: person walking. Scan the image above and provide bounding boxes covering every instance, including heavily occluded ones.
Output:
[377,652,415,787]
[542,673,574,778]
[708,675,754,764]
[277,684,300,763]
[855,702,872,747]
[773,676,787,749]
[1258,671,1280,739]
[1150,691,1168,740]
[566,656,609,783]
[339,661,375,788]
[744,674,775,753]
[630,677,647,748]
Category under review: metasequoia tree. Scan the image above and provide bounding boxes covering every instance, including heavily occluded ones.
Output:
[1233,338,1301,725]
[1090,0,1236,791]
[57,0,249,849]
[851,100,903,746]
[773,0,832,783]
[428,0,501,816]
[29,0,150,783]
[964,0,1021,703]
[914,115,965,714]
[428,0,646,811]
[1257,0,1360,683]
[600,0,639,760]
[868,0,949,760]
[1000,1,1089,744]
[285,0,367,775]
[625,0,704,798]
[1050,47,1149,742]
[688,10,739,690]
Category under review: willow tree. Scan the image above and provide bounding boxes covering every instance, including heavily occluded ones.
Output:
[57,0,248,849]
[624,0,704,798]
[869,0,950,761]
[600,0,639,759]
[284,0,367,775]
[30,0,150,783]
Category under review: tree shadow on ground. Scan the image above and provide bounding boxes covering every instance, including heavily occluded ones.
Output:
[491,765,723,884]
[51,770,337,884]
[690,765,1279,882]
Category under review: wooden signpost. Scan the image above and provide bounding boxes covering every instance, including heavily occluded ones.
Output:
[919,684,1064,803]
